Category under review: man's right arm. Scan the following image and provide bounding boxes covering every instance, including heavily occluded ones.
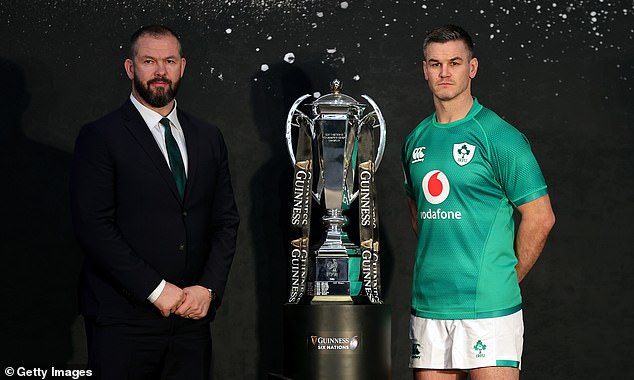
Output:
[70,122,183,312]
[153,282,186,317]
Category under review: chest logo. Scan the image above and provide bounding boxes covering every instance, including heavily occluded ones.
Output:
[412,146,426,164]
[453,142,476,166]
[422,170,450,204]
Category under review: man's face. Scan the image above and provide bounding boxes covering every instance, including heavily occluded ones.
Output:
[124,34,186,109]
[423,40,478,102]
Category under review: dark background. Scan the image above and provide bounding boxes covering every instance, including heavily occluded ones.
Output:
[1,1,633,379]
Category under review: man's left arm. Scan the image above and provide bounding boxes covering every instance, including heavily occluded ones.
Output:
[176,130,239,319]
[515,194,555,282]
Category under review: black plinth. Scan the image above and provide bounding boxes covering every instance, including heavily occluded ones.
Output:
[283,303,391,380]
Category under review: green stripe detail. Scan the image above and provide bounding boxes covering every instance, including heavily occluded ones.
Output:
[411,304,522,320]
[512,187,548,207]
[496,360,520,368]
[475,304,522,319]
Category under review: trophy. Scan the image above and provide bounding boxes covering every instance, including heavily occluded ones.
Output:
[279,80,391,380]
[285,79,386,304]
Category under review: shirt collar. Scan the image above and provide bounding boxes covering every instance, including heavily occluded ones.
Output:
[431,97,482,129]
[129,94,181,130]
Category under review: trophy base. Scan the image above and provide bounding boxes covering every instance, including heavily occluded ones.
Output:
[311,295,353,304]
[283,303,392,380]
[314,280,350,296]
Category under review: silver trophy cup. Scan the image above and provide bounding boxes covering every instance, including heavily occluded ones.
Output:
[286,79,386,303]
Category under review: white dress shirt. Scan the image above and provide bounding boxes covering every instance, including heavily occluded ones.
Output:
[130,94,189,174]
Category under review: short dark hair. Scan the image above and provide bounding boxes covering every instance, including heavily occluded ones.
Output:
[423,24,474,60]
[129,24,182,58]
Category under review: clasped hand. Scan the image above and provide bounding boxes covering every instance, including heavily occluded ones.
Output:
[153,283,211,319]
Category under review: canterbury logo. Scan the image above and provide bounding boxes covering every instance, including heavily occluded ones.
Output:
[412,146,426,163]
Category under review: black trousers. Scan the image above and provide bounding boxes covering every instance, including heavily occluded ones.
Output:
[84,315,212,380]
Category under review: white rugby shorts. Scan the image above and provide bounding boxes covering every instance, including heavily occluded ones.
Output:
[409,310,524,370]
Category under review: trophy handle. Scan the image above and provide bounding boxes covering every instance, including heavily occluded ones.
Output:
[347,95,386,203]
[360,95,386,170]
[285,94,313,165]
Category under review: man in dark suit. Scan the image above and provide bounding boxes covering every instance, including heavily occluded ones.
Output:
[70,25,239,379]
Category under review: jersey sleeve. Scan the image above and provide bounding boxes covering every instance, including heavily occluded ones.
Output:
[489,124,548,207]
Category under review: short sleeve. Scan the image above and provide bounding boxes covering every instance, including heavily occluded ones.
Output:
[489,126,548,207]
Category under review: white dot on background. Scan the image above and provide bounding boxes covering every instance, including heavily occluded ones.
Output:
[260,64,269,72]
[353,75,360,81]
[284,52,296,63]
[225,28,232,34]
[326,48,337,53]
[313,92,321,98]
[340,2,349,9]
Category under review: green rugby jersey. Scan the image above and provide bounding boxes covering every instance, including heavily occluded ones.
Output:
[401,98,548,320]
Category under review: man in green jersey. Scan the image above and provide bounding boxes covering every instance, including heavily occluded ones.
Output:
[401,25,555,380]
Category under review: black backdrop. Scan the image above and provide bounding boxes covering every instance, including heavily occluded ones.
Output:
[1,1,633,379]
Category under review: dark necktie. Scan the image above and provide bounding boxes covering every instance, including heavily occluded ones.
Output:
[159,117,186,200]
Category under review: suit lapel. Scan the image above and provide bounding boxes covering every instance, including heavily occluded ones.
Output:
[120,100,182,203]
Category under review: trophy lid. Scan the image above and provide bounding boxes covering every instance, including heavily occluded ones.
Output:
[312,79,364,115]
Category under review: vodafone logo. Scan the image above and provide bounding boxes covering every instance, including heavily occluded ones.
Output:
[422,170,450,204]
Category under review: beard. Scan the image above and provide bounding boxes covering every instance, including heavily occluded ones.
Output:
[134,74,181,108]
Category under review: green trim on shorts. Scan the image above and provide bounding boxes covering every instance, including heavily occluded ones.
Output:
[496,360,520,368]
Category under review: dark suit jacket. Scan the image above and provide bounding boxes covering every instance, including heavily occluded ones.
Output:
[70,99,239,321]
